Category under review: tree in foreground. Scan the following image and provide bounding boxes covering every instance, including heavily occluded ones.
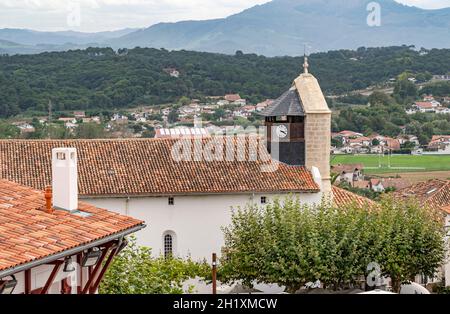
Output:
[219,196,447,293]
[99,237,210,294]
[371,197,446,293]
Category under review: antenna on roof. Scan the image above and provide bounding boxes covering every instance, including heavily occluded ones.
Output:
[303,44,309,74]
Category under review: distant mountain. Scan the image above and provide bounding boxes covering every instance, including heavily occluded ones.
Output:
[0,28,138,55]
[111,0,450,56]
[1,0,449,56]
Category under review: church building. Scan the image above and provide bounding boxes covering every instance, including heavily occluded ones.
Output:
[0,62,371,261]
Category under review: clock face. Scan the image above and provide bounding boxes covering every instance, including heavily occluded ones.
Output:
[276,125,288,139]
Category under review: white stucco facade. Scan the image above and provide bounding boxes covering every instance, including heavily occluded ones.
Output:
[84,191,323,261]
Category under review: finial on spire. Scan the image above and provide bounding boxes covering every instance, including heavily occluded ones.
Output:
[303,44,309,74]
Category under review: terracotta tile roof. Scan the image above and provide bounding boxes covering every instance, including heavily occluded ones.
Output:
[0,179,144,273]
[332,186,376,209]
[394,179,450,214]
[442,205,450,215]
[332,163,364,173]
[353,180,370,189]
[0,138,319,197]
[225,94,241,102]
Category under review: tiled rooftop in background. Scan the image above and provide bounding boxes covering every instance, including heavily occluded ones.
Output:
[0,138,320,197]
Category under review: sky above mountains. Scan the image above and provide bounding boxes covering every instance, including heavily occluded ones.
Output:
[0,0,449,32]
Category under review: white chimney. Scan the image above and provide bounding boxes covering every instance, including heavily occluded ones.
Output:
[52,147,78,212]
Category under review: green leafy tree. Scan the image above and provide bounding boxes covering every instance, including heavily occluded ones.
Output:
[168,110,179,124]
[75,123,108,139]
[371,197,446,293]
[0,121,20,138]
[100,237,210,294]
[219,197,447,293]
[394,79,418,104]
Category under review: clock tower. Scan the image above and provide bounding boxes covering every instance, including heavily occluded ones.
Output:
[263,86,306,166]
[262,56,332,193]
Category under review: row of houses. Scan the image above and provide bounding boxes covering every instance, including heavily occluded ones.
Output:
[406,95,450,115]
[331,163,411,192]
[331,130,419,154]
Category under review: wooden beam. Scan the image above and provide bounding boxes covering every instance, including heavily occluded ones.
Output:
[89,247,119,294]
[40,261,63,294]
[77,253,83,294]
[25,269,31,294]
[81,248,109,294]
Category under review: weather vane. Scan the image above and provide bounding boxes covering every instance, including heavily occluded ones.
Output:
[303,44,309,74]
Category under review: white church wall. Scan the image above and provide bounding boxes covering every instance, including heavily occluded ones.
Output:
[84,192,322,261]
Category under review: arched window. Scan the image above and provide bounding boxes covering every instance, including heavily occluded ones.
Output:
[163,232,175,258]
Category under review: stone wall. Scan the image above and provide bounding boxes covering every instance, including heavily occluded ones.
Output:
[305,113,332,194]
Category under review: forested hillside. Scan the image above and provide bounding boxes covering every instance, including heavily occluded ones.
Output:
[0,46,449,118]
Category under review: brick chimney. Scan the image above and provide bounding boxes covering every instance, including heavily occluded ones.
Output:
[52,148,78,212]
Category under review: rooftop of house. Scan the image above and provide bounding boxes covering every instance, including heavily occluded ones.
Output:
[353,180,370,189]
[0,138,320,197]
[224,94,241,102]
[380,178,412,190]
[415,102,435,108]
[0,179,144,274]
[394,179,450,214]
[332,186,376,209]
[154,128,210,139]
[331,163,364,173]
[337,130,364,137]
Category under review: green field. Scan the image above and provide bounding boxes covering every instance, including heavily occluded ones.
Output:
[331,154,450,174]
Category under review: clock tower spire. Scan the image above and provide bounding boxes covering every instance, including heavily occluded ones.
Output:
[262,60,332,194]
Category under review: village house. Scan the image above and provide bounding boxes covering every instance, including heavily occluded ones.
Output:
[256,99,274,112]
[73,111,86,119]
[426,135,450,154]
[331,164,364,185]
[12,122,35,134]
[0,148,144,294]
[224,94,241,102]
[154,127,210,139]
[111,114,129,124]
[369,178,411,192]
[163,68,180,78]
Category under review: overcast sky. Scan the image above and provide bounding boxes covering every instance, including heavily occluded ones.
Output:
[0,0,448,32]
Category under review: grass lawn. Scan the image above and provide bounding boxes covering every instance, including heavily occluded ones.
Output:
[331,154,450,174]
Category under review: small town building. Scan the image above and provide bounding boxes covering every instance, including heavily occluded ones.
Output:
[0,148,144,294]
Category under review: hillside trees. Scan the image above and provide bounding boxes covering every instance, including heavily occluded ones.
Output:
[0,46,449,118]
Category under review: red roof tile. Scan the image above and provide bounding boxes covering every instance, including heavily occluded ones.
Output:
[0,179,144,273]
[394,179,450,214]
[0,138,319,196]
[332,186,376,209]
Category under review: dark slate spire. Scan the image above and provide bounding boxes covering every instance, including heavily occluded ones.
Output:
[261,87,305,117]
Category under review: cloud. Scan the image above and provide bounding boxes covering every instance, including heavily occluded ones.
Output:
[0,0,448,32]
[396,0,450,9]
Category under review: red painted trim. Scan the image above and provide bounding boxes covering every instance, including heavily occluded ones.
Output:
[40,261,63,294]
[77,253,83,294]
[25,269,31,294]
[90,247,118,294]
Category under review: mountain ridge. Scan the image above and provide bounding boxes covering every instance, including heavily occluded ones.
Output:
[0,0,449,56]
[110,0,450,56]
